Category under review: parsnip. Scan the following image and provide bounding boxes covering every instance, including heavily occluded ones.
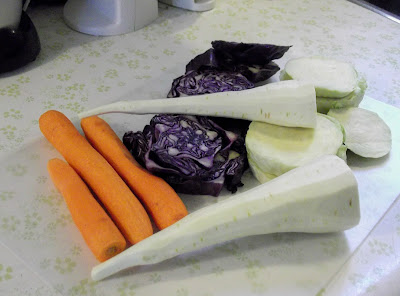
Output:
[91,155,359,281]
[79,80,317,128]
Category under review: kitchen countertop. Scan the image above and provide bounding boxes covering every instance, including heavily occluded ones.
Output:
[0,1,399,295]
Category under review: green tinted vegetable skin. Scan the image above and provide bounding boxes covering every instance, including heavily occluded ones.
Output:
[91,155,359,281]
[79,80,317,128]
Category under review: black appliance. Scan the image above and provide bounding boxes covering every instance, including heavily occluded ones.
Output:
[0,4,41,74]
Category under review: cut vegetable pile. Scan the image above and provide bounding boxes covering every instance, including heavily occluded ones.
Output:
[39,43,394,282]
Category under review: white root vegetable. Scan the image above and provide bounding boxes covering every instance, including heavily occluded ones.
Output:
[91,155,359,281]
[327,107,392,158]
[79,80,317,128]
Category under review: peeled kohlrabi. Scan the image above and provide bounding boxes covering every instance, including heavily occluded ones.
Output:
[245,113,346,183]
[327,107,392,158]
[280,56,367,113]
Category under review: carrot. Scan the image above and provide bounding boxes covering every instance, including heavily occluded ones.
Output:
[80,116,188,230]
[39,110,153,244]
[47,158,126,262]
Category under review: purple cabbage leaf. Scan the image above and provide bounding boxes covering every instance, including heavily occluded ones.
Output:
[123,114,248,197]
[167,69,254,98]
[168,41,291,97]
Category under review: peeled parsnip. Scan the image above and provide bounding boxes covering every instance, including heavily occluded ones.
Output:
[79,81,317,128]
[91,155,360,281]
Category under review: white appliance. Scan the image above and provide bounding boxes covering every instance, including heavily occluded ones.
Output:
[63,0,159,36]
[63,0,216,36]
[159,0,216,11]
[0,0,22,29]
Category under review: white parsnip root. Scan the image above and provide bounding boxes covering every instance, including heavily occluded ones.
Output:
[91,155,359,281]
[79,81,317,128]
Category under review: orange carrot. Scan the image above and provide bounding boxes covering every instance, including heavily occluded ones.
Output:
[81,116,188,230]
[47,158,126,262]
[39,110,153,244]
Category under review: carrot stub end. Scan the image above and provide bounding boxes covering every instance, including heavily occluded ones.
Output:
[47,158,127,262]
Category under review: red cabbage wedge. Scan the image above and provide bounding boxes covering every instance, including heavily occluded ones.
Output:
[123,114,247,196]
[168,41,291,97]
